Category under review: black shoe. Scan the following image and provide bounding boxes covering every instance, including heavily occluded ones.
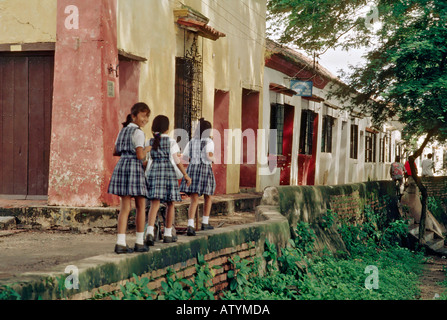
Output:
[163,236,177,243]
[201,223,214,231]
[134,243,149,253]
[187,226,196,236]
[145,233,155,246]
[114,244,134,254]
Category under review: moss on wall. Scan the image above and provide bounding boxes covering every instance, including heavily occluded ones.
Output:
[262,181,398,255]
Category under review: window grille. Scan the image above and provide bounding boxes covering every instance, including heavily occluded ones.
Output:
[299,110,315,155]
[175,33,203,139]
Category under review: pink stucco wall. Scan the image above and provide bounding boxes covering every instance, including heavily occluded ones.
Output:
[49,0,120,207]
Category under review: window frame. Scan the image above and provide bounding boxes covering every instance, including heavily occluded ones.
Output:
[350,124,358,159]
[321,115,335,153]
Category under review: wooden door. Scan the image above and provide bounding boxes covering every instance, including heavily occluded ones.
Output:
[298,110,318,185]
[239,89,259,189]
[213,90,229,194]
[0,53,53,197]
[280,104,294,185]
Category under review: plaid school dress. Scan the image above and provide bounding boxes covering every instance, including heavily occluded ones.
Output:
[146,136,182,202]
[108,126,150,197]
[180,138,216,196]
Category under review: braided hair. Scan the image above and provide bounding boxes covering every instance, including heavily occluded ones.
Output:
[151,115,170,150]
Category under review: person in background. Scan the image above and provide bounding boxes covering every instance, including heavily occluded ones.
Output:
[179,118,216,236]
[390,156,406,198]
[145,115,191,245]
[421,153,435,177]
[405,157,417,178]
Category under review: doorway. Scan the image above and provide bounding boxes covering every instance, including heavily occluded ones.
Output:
[213,90,229,194]
[239,89,259,189]
[298,109,318,185]
[280,104,295,185]
[0,53,54,198]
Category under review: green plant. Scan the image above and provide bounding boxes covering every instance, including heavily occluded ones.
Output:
[428,196,447,225]
[160,268,191,300]
[182,253,217,300]
[116,273,157,300]
[0,285,21,300]
[278,240,307,279]
[227,255,253,294]
[320,209,337,231]
[338,201,409,253]
[263,239,278,272]
[293,221,316,255]
[221,198,427,300]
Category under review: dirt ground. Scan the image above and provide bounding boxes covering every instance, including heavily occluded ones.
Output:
[419,255,447,300]
[0,212,256,278]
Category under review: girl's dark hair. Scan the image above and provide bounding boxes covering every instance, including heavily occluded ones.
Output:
[151,115,170,150]
[122,102,151,127]
[199,118,212,139]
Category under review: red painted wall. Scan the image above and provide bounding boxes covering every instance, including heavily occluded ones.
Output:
[49,0,119,206]
[239,89,259,189]
[118,60,141,112]
[213,90,229,195]
[280,104,294,185]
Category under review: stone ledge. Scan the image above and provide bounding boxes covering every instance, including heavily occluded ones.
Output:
[1,204,289,300]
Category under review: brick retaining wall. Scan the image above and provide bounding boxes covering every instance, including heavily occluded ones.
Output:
[6,178,446,300]
[422,176,447,200]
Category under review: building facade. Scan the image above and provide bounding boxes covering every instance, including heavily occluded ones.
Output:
[260,39,406,189]
[0,0,267,206]
[1,1,443,207]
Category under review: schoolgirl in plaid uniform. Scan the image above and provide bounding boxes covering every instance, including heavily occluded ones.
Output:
[108,103,151,254]
[180,118,216,236]
[145,115,191,245]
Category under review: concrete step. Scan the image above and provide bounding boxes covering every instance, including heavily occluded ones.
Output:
[0,193,263,232]
[0,216,16,230]
[157,193,262,224]
[408,221,447,256]
[409,224,435,242]
[427,238,446,252]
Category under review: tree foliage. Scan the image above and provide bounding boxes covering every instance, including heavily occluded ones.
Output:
[268,0,447,143]
[268,0,447,243]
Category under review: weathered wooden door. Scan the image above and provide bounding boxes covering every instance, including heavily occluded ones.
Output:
[213,90,229,195]
[0,53,54,198]
[279,104,294,185]
[240,89,259,189]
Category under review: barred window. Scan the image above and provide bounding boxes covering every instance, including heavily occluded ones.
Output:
[270,103,284,155]
[321,115,334,153]
[350,124,358,159]
[299,110,316,155]
[174,34,203,140]
[365,130,377,163]
[380,134,391,163]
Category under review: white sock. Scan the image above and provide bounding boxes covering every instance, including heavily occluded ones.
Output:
[188,219,195,227]
[136,232,144,245]
[202,216,209,224]
[146,226,154,236]
[164,227,172,237]
[116,234,126,246]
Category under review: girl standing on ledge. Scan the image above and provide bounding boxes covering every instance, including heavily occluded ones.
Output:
[145,115,191,245]
[108,102,152,254]
[180,118,216,236]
